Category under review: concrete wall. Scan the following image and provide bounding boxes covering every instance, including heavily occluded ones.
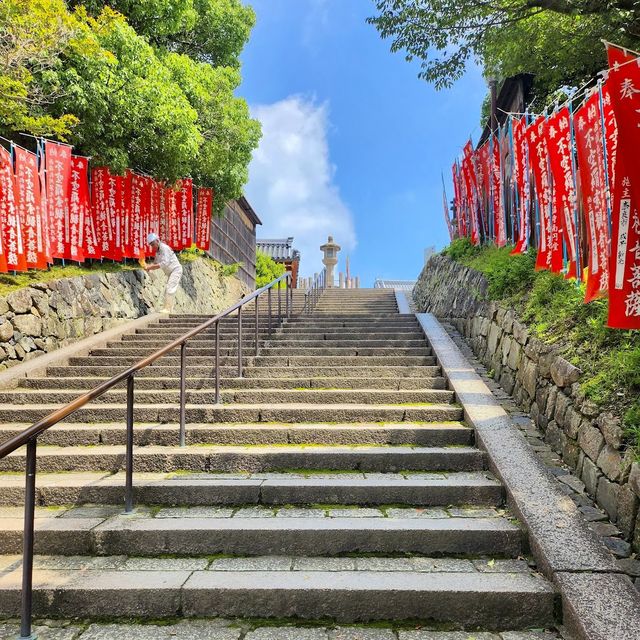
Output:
[414,254,640,552]
[0,258,248,370]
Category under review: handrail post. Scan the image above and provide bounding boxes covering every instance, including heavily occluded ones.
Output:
[268,287,272,336]
[19,437,37,640]
[124,374,135,513]
[278,283,282,326]
[237,304,243,378]
[214,320,221,404]
[254,294,259,356]
[179,343,187,447]
[286,276,290,318]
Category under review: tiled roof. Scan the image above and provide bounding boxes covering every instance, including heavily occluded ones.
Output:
[257,237,300,261]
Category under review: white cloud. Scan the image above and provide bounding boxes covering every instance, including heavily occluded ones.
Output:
[246,96,356,277]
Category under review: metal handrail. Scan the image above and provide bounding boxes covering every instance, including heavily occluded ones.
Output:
[0,270,292,640]
[302,267,327,314]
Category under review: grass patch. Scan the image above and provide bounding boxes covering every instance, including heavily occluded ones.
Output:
[444,238,640,453]
[0,260,137,296]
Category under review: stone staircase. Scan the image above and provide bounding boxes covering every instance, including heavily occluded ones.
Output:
[0,288,558,636]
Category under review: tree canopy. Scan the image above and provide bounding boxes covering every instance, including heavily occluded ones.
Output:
[368,0,640,108]
[0,0,260,211]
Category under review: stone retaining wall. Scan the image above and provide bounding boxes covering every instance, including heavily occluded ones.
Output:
[0,258,247,370]
[414,254,640,552]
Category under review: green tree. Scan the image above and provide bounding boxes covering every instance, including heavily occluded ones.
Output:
[368,0,640,107]
[0,0,260,206]
[255,251,286,288]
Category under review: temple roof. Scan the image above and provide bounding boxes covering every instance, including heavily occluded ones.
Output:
[257,237,300,262]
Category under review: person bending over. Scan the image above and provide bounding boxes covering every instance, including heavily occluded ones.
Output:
[144,233,183,313]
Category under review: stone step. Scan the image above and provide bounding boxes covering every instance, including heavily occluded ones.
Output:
[46,365,442,379]
[0,444,484,473]
[0,470,504,507]
[160,317,417,325]
[67,355,438,367]
[118,337,428,348]
[0,561,555,627]
[88,347,434,357]
[19,376,447,391]
[0,617,562,640]
[314,306,399,311]
[0,422,473,447]
[132,328,424,338]
[0,388,455,407]
[0,403,463,424]
[0,511,521,558]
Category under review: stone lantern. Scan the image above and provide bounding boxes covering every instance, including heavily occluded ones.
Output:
[320,235,340,288]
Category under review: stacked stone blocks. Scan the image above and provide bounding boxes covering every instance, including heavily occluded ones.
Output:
[414,255,640,552]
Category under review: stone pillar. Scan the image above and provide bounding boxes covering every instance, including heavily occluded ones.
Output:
[320,236,341,288]
[355,276,360,289]
[339,272,345,289]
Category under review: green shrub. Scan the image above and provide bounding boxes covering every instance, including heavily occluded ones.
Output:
[221,262,242,277]
[442,241,640,428]
[441,237,479,262]
[255,251,286,288]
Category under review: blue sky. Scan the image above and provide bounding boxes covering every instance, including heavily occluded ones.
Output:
[240,0,487,285]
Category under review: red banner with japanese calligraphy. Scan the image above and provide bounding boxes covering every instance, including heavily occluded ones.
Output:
[91,167,113,259]
[68,156,89,262]
[195,187,213,250]
[545,108,578,278]
[462,142,479,244]
[511,117,530,254]
[527,117,559,271]
[452,162,465,239]
[15,147,47,269]
[129,173,145,257]
[574,94,610,302]
[150,179,161,238]
[165,186,180,250]
[0,146,18,272]
[490,135,506,247]
[606,45,640,328]
[175,178,193,250]
[74,157,99,260]
[45,141,71,261]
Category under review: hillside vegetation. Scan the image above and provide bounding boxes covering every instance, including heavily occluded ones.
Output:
[443,238,640,443]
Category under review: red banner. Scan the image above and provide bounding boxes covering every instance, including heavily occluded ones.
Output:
[452,162,465,238]
[15,147,47,269]
[511,117,530,254]
[195,187,213,250]
[165,186,180,250]
[545,107,578,277]
[130,173,145,256]
[45,141,71,260]
[0,146,19,272]
[606,45,640,328]
[150,179,161,238]
[462,142,479,244]
[91,167,113,258]
[68,156,89,262]
[575,94,610,302]
[175,178,193,250]
[527,117,560,271]
[74,157,99,261]
[490,135,506,246]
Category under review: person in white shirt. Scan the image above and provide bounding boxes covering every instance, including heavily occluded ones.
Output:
[145,233,183,313]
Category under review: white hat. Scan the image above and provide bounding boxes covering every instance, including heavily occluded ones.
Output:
[147,233,159,245]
